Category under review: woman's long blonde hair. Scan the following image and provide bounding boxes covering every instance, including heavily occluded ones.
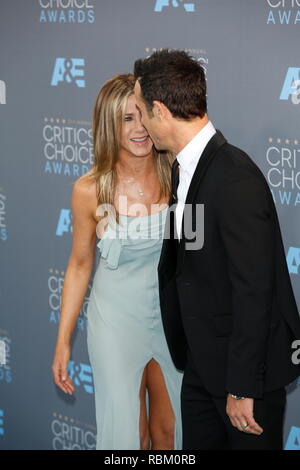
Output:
[87,73,174,226]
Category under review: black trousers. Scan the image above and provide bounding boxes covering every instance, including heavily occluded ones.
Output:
[181,346,287,450]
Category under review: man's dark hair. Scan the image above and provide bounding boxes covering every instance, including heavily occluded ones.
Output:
[134,49,207,120]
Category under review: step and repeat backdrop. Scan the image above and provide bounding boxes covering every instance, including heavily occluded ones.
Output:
[0,0,299,450]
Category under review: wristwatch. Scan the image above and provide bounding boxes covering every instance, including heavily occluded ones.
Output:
[229,393,246,400]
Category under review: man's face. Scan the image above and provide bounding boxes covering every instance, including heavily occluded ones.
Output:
[134,80,166,150]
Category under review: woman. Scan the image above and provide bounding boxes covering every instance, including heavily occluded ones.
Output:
[51,74,184,450]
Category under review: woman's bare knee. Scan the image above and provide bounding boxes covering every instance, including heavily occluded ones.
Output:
[146,358,175,449]
[150,419,175,449]
[139,365,150,450]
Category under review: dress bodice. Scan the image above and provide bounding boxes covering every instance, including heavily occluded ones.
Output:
[96,207,168,269]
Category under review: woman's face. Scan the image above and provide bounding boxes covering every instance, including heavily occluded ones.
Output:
[119,94,153,158]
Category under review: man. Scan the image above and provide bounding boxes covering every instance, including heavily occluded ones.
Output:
[133,49,300,450]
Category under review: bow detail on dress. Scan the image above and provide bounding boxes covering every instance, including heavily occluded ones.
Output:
[97,237,123,270]
[96,208,168,270]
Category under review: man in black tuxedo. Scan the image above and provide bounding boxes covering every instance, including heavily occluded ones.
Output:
[133,49,300,450]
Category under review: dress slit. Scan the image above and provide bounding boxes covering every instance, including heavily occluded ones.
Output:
[137,357,181,450]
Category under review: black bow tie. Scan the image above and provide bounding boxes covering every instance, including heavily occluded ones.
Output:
[171,158,180,203]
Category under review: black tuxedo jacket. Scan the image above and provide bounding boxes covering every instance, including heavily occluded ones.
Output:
[158,130,300,399]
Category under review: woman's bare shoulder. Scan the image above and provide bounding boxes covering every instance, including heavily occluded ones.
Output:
[71,171,98,218]
[73,171,97,197]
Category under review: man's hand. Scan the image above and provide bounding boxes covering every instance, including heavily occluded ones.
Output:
[226,394,263,435]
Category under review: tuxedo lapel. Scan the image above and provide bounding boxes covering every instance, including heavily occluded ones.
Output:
[175,130,227,275]
[158,130,227,280]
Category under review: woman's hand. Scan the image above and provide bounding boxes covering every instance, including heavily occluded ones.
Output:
[52,343,75,395]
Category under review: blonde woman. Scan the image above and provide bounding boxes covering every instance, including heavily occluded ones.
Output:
[51,74,183,450]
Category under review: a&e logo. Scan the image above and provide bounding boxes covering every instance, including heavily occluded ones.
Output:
[68,361,93,394]
[56,209,72,236]
[154,0,196,12]
[287,247,300,275]
[51,58,85,88]
[0,410,4,436]
[280,68,300,105]
[285,426,300,450]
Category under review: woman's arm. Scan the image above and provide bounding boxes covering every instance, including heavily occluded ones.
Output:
[52,174,97,394]
[57,175,97,344]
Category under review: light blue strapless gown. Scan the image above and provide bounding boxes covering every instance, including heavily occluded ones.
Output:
[86,207,183,450]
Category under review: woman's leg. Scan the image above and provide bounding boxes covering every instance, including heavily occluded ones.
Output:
[139,365,150,449]
[146,358,175,450]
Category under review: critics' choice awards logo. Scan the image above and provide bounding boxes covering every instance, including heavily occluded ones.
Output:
[266,0,300,24]
[265,137,300,207]
[51,58,85,87]
[51,413,96,449]
[0,188,8,241]
[287,247,300,274]
[48,268,91,330]
[0,80,6,104]
[0,334,12,384]
[154,0,196,12]
[285,426,300,450]
[39,0,95,23]
[42,118,93,176]
[280,68,300,105]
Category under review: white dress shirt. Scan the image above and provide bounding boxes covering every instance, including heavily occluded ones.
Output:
[175,120,216,239]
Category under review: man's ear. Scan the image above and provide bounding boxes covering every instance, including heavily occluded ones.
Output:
[152,100,168,120]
